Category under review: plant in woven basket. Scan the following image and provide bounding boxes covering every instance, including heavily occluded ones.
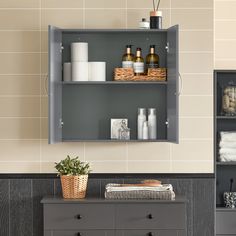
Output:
[55,155,91,199]
[55,155,91,176]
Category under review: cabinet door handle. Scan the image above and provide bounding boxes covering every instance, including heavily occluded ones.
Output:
[76,214,82,219]
[147,214,153,219]
[148,232,153,236]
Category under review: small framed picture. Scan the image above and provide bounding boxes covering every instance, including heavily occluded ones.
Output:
[110,119,128,139]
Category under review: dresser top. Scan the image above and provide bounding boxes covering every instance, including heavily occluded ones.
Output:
[41,196,187,204]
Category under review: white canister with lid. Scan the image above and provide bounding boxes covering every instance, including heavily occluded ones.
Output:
[139,18,150,29]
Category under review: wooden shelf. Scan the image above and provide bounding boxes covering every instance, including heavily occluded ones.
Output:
[217,116,236,119]
[62,81,167,85]
[62,139,168,142]
[216,207,236,211]
[216,161,236,166]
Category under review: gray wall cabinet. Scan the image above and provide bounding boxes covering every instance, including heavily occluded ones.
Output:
[42,197,187,236]
[48,26,179,143]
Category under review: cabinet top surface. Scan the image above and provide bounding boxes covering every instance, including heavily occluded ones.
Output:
[49,25,178,33]
[41,196,187,204]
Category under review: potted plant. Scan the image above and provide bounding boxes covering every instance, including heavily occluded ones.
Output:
[55,155,91,199]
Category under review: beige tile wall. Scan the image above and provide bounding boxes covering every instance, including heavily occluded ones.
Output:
[214,0,236,69]
[0,0,214,173]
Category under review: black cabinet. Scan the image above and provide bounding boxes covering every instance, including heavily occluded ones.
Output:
[48,26,179,143]
[41,197,187,236]
[214,70,236,235]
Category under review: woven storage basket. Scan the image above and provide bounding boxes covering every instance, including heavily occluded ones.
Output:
[114,68,167,82]
[60,175,88,199]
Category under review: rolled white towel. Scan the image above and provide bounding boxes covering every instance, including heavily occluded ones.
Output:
[219,148,236,155]
[105,183,173,192]
[219,141,236,148]
[220,132,236,142]
[219,153,236,162]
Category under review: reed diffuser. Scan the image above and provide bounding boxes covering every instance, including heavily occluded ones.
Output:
[150,0,162,29]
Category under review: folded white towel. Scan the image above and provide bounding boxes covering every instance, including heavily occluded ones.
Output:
[219,148,236,155]
[221,132,236,142]
[105,183,173,192]
[219,141,236,148]
[219,154,236,162]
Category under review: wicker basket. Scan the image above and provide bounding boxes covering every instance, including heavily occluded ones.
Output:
[60,175,88,199]
[114,68,167,82]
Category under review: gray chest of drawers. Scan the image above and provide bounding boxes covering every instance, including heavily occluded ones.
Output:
[41,197,187,236]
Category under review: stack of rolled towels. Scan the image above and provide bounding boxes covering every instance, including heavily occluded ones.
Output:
[63,42,106,82]
[219,131,236,162]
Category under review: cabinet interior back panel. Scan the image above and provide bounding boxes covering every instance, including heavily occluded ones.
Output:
[62,32,167,81]
[62,84,167,140]
[216,166,236,206]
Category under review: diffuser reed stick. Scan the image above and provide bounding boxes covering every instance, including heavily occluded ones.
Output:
[152,0,161,11]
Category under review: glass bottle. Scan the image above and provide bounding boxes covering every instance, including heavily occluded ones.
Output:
[146,45,159,69]
[222,82,236,116]
[134,48,144,76]
[122,45,134,68]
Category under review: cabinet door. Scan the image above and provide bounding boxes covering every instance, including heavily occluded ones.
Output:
[48,25,62,143]
[167,25,179,143]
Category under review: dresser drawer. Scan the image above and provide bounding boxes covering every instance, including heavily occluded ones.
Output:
[45,230,115,236]
[216,211,236,234]
[116,204,186,229]
[115,230,177,236]
[44,204,115,230]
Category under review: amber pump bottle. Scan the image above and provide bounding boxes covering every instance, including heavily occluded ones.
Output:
[122,45,135,68]
[146,45,159,69]
[134,48,144,76]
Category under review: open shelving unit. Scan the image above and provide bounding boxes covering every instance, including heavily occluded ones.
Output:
[214,70,236,235]
[48,26,179,144]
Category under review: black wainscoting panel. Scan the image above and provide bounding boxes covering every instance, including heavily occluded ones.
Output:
[86,178,101,198]
[0,175,215,236]
[32,179,54,236]
[193,179,215,236]
[169,179,193,236]
[54,179,62,196]
[10,179,33,236]
[0,179,9,236]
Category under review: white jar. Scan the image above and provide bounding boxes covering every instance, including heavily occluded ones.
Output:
[148,108,157,139]
[137,108,146,140]
[139,18,150,29]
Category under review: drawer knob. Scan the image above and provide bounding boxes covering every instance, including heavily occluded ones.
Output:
[148,232,153,236]
[147,214,153,219]
[76,214,82,220]
[77,233,82,236]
